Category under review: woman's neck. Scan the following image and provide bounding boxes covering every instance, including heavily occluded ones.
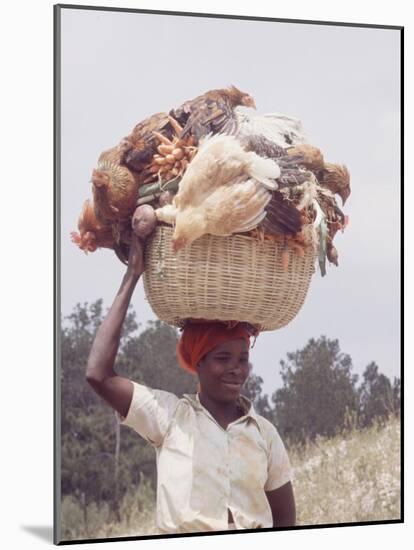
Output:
[198,391,242,429]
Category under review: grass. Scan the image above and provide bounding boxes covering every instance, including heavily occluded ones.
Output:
[60,416,401,541]
[290,415,401,526]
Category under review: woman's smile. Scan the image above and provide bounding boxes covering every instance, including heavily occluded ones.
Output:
[220,381,243,396]
[196,338,251,404]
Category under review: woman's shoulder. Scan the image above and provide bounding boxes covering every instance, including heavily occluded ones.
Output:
[254,412,283,440]
[128,380,181,410]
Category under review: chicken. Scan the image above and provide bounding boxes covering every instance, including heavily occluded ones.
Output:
[155,133,280,251]
[326,209,349,266]
[170,85,256,144]
[240,134,314,236]
[286,146,350,206]
[231,108,307,147]
[258,190,302,236]
[173,176,272,250]
[120,112,178,174]
[286,144,325,172]
[226,133,350,257]
[91,145,140,224]
[240,134,286,159]
[71,197,133,263]
[70,199,116,253]
[318,162,351,205]
[121,112,196,184]
[222,111,313,238]
[315,185,349,266]
[173,134,279,207]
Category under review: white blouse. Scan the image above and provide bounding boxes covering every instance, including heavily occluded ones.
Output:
[117,380,293,534]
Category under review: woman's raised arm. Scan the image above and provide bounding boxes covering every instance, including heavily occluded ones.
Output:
[85,234,145,418]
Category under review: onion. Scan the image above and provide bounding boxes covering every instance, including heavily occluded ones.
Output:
[131,205,157,240]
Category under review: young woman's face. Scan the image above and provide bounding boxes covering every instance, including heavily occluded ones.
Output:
[197,338,250,403]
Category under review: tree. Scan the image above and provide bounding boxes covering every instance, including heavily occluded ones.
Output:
[392,376,401,416]
[272,336,359,443]
[242,368,273,421]
[118,320,197,395]
[358,362,400,427]
[60,302,197,527]
[60,300,141,524]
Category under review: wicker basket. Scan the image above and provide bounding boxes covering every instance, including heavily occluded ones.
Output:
[143,225,317,331]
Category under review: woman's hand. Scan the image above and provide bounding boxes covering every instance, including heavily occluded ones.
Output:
[126,204,157,279]
[126,233,146,279]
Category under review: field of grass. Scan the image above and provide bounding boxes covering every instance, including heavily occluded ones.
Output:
[290,415,401,526]
[60,416,400,541]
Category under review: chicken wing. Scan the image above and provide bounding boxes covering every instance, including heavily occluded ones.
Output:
[170,85,256,144]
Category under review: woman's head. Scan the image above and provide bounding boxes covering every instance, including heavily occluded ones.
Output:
[176,321,256,402]
[197,337,251,403]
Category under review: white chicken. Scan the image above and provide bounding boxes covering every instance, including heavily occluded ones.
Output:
[233,107,308,148]
[155,133,281,251]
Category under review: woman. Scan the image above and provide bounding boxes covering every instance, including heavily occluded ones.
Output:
[86,233,296,534]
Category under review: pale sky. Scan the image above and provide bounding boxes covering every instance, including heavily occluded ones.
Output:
[59,7,401,395]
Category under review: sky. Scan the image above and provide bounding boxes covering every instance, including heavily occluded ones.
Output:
[59,7,401,396]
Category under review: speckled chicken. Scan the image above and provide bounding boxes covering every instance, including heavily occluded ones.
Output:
[286,143,325,172]
[170,85,256,144]
[239,133,350,270]
[286,145,351,205]
[318,163,351,205]
[241,134,313,236]
[91,144,140,224]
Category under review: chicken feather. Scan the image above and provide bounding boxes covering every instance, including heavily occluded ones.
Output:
[170,85,256,144]
[175,133,279,211]
[202,178,271,234]
[233,108,307,147]
[171,177,271,250]
[155,133,282,251]
[261,190,302,235]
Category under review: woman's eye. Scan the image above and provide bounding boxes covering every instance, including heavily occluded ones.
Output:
[214,356,249,365]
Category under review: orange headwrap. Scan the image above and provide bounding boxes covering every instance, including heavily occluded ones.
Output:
[176,321,255,375]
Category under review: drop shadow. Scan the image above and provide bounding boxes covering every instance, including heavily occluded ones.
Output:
[21,525,54,543]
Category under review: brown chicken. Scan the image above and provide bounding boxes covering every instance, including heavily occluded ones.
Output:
[169,85,256,144]
[120,112,183,174]
[286,144,325,172]
[70,199,116,253]
[91,144,140,224]
[319,162,351,205]
[287,145,350,205]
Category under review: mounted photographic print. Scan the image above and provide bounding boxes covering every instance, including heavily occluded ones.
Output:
[54,4,403,545]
